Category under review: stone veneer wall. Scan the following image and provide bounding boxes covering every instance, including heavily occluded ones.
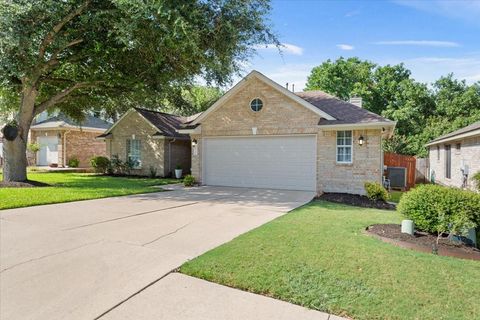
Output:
[429,135,480,190]
[107,111,166,176]
[317,129,382,195]
[190,77,384,195]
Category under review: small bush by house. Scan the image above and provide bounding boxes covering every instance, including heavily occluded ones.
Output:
[473,171,480,191]
[90,156,111,174]
[184,175,195,187]
[398,184,480,235]
[364,182,389,202]
[68,157,80,168]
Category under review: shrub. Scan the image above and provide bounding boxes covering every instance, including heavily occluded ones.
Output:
[473,171,480,191]
[149,166,157,178]
[184,174,195,187]
[364,182,388,202]
[175,164,182,170]
[90,156,111,174]
[68,157,80,168]
[398,184,480,235]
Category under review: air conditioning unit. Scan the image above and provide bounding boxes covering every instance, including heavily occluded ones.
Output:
[386,167,407,189]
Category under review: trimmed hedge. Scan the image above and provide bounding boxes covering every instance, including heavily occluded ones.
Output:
[90,156,111,174]
[398,184,480,234]
[364,182,389,202]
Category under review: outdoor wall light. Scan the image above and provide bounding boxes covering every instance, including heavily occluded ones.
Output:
[358,135,365,146]
[192,139,198,147]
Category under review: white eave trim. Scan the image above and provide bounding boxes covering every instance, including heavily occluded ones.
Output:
[31,124,108,133]
[191,70,336,125]
[177,126,202,135]
[426,128,480,146]
[318,121,396,130]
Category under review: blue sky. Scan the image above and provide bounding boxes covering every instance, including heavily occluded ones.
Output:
[243,0,480,90]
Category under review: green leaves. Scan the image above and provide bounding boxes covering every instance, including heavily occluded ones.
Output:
[0,0,277,120]
[305,58,480,157]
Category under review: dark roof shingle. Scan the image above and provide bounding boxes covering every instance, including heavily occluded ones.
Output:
[32,114,112,130]
[295,91,393,125]
[428,121,480,144]
[134,107,190,139]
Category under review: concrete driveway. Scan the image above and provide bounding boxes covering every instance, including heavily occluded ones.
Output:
[0,186,315,320]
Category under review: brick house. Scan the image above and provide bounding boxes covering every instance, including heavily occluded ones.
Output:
[178,71,396,195]
[427,121,480,190]
[30,114,111,167]
[97,108,193,177]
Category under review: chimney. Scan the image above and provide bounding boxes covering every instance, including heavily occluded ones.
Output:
[285,82,289,90]
[292,84,295,92]
[349,96,362,108]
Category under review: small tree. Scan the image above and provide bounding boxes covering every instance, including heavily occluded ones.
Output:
[0,0,278,182]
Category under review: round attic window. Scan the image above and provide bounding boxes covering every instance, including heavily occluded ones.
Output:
[250,98,263,112]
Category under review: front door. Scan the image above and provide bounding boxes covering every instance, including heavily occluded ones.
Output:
[37,136,59,166]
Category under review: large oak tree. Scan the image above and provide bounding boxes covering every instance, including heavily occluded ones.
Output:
[0,0,277,181]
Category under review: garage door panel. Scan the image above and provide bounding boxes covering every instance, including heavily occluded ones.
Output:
[203,136,316,191]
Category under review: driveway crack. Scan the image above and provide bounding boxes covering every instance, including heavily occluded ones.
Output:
[141,222,193,246]
[0,239,104,273]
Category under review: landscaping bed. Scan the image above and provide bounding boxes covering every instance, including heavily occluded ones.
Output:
[318,192,396,210]
[366,224,480,261]
[181,201,480,320]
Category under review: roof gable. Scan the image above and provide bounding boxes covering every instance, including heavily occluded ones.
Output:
[191,70,336,125]
[104,108,190,139]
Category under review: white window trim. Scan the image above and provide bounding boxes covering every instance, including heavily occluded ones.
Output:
[127,139,142,169]
[336,130,353,164]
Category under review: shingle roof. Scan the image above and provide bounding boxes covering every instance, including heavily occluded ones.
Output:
[428,121,480,144]
[295,91,393,126]
[134,107,190,139]
[31,114,111,131]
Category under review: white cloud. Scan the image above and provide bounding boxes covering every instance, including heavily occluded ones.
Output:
[374,40,460,47]
[345,10,360,17]
[383,54,480,84]
[393,0,480,25]
[254,43,304,55]
[336,44,355,51]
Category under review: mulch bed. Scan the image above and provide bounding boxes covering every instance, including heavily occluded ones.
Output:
[0,180,51,188]
[317,192,396,210]
[366,224,480,261]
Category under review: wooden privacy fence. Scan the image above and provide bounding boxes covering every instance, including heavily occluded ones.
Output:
[384,152,416,190]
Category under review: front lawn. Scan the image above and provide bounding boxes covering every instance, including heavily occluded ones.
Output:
[0,173,178,210]
[389,190,404,203]
[181,201,479,320]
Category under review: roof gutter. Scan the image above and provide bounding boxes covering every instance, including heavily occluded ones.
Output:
[426,128,480,147]
[318,121,396,129]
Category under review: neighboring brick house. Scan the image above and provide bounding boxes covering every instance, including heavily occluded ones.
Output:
[97,108,193,177]
[427,121,480,190]
[178,70,396,195]
[30,114,111,167]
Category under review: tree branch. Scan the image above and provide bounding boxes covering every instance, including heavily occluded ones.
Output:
[38,0,91,61]
[33,81,102,115]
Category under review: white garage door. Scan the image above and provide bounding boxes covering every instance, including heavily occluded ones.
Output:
[203,136,316,191]
[37,136,59,166]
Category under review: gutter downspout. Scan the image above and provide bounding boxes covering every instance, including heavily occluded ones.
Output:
[168,138,176,177]
[63,130,71,167]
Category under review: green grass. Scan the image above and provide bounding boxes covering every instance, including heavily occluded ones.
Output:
[389,190,405,203]
[0,172,179,210]
[181,201,480,320]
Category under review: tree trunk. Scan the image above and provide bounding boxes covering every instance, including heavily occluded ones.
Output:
[3,136,28,182]
[2,85,37,182]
